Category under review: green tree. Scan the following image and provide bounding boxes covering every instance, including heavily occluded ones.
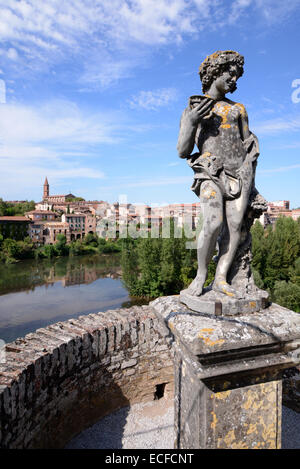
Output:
[0,198,8,216]
[121,220,198,298]
[83,233,98,247]
[17,237,35,259]
[272,280,300,312]
[263,217,300,289]
[0,200,35,216]
[288,257,300,286]
[121,238,140,294]
[2,238,21,260]
[55,234,69,256]
[251,220,267,279]
[69,239,84,256]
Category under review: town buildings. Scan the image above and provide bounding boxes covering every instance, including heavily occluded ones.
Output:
[260,201,300,227]
[1,177,299,244]
[0,216,32,241]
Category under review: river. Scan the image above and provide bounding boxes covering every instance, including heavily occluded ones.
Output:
[0,254,146,344]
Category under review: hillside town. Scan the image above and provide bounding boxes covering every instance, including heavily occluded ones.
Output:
[0,177,300,245]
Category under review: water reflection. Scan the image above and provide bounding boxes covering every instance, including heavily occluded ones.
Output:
[0,254,122,296]
[0,254,148,343]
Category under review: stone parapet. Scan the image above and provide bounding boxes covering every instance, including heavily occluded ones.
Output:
[0,305,174,449]
[282,366,300,413]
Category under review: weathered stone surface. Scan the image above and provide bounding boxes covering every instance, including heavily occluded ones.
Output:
[177,50,268,312]
[152,296,300,358]
[152,295,300,449]
[180,287,269,316]
[283,367,300,412]
[174,341,282,449]
[0,305,174,449]
[1,295,299,450]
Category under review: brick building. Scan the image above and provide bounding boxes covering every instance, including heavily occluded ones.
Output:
[25,210,57,222]
[0,216,32,240]
[41,177,76,204]
[61,214,86,241]
[42,221,70,244]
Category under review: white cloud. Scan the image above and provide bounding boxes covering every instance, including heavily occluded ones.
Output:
[0,0,299,87]
[0,1,195,53]
[229,0,253,24]
[129,88,178,110]
[0,98,159,198]
[0,79,6,103]
[80,57,135,89]
[259,164,300,174]
[0,99,124,197]
[254,0,300,24]
[0,100,122,152]
[253,116,300,135]
[7,47,18,60]
[1,0,298,54]
[276,141,300,149]
[102,176,191,190]
[0,159,105,201]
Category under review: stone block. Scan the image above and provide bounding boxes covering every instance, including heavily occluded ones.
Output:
[152,296,300,449]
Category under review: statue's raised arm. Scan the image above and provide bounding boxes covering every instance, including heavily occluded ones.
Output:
[177,97,214,158]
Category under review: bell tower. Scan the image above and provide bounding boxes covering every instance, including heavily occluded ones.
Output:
[43,177,49,200]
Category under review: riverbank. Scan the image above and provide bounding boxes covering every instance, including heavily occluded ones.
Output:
[0,253,147,343]
[0,233,122,264]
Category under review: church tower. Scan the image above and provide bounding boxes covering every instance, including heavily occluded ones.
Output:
[43,177,49,200]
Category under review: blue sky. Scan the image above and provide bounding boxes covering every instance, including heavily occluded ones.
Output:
[0,0,300,207]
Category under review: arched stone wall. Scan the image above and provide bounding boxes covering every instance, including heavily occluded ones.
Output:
[0,305,174,449]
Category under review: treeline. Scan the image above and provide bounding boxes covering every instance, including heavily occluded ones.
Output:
[0,199,35,216]
[121,216,300,312]
[0,233,122,264]
[251,216,300,312]
[1,213,300,311]
[121,222,199,299]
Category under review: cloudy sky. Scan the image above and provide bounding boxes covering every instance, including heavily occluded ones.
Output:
[0,0,300,207]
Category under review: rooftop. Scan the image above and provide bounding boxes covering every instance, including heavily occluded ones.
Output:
[0,216,31,222]
[25,210,57,215]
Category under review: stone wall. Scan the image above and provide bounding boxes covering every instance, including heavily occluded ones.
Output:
[0,305,174,449]
[282,367,300,413]
[1,299,299,450]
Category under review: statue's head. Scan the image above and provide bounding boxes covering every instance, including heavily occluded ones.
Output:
[199,50,244,94]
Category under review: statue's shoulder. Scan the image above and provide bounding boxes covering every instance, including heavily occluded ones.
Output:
[222,97,238,106]
[224,97,246,109]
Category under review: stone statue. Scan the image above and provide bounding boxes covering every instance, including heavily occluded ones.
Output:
[177,50,268,315]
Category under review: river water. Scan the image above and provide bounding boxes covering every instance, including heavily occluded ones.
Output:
[0,254,146,344]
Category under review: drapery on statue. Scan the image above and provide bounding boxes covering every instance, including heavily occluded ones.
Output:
[177,50,268,315]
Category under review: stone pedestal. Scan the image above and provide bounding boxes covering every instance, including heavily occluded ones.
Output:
[151,296,300,449]
[180,287,269,316]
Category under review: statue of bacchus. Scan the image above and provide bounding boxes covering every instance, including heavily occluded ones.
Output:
[177,50,266,303]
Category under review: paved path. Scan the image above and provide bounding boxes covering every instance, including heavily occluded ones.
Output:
[66,399,300,449]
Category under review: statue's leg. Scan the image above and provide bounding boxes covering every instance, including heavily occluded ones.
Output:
[186,180,223,296]
[213,180,252,298]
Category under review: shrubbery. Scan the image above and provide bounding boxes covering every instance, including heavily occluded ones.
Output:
[121,216,300,312]
[0,199,35,216]
[0,233,121,263]
[251,216,300,311]
[121,221,199,299]
[1,212,300,312]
